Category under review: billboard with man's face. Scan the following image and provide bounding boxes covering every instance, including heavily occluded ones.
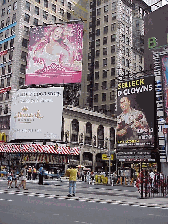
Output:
[25,24,83,85]
[116,76,155,148]
[9,87,63,141]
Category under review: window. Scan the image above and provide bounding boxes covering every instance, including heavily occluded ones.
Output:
[22,38,28,48]
[139,65,142,72]
[133,53,136,61]
[60,8,64,16]
[95,61,99,69]
[33,18,38,26]
[1,79,4,88]
[24,14,30,23]
[112,12,116,20]
[96,50,100,57]
[110,92,115,100]
[2,67,5,76]
[0,44,2,51]
[5,91,9,100]
[10,39,14,48]
[122,34,125,43]
[97,8,101,16]
[139,55,142,63]
[4,105,8,114]
[21,51,27,61]
[13,2,17,10]
[94,94,98,102]
[103,37,107,45]
[111,34,116,42]
[96,39,100,47]
[121,45,125,55]
[104,15,108,23]
[0,106,2,115]
[126,37,129,45]
[52,15,56,23]
[43,11,48,19]
[20,64,26,74]
[24,26,29,35]
[103,70,107,78]
[12,13,16,23]
[104,26,108,34]
[102,93,106,101]
[1,20,4,29]
[25,1,31,11]
[111,56,115,64]
[87,84,90,92]
[94,83,99,91]
[96,19,100,26]
[134,63,136,70]
[4,41,8,50]
[0,33,2,40]
[35,6,39,15]
[3,55,6,63]
[110,103,115,113]
[103,48,107,55]
[121,23,125,32]
[52,4,56,12]
[7,5,11,14]
[95,71,99,79]
[87,74,90,81]
[6,17,10,26]
[94,106,98,112]
[61,0,64,6]
[126,59,129,68]
[104,5,108,13]
[2,8,5,17]
[112,2,116,11]
[5,29,9,38]
[8,64,11,73]
[126,26,129,34]
[110,79,115,88]
[103,58,107,67]
[126,15,130,24]
[111,45,115,53]
[44,0,48,8]
[126,48,129,57]
[9,51,13,60]
[68,2,71,9]
[122,57,125,66]
[11,26,15,35]
[111,23,116,31]
[111,67,115,76]
[96,29,100,36]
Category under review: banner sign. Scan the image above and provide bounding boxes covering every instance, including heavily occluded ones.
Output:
[161,55,168,119]
[9,87,63,141]
[26,24,83,85]
[116,76,155,147]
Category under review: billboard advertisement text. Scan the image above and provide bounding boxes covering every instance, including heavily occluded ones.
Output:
[9,87,63,141]
[26,24,83,85]
[116,76,155,148]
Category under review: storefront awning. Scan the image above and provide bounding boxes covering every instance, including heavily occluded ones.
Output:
[0,144,80,155]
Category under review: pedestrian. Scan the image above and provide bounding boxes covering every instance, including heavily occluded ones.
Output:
[149,170,155,187]
[12,167,18,188]
[57,169,62,182]
[7,170,13,189]
[32,166,37,180]
[81,170,84,181]
[27,166,32,180]
[39,165,44,185]
[18,164,28,190]
[66,164,78,197]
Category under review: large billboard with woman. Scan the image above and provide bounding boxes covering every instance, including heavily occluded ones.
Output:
[25,24,83,85]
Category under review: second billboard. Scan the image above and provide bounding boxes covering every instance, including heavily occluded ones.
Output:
[26,24,83,85]
[116,76,155,148]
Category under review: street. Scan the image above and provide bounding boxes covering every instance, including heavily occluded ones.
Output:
[0,179,168,224]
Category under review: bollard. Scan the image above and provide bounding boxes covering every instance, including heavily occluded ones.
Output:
[120,177,122,185]
[112,180,114,186]
[92,180,94,185]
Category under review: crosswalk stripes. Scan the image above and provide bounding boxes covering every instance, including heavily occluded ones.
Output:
[0,189,167,210]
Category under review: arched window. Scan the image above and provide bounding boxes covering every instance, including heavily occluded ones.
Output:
[85,122,92,145]
[97,125,104,148]
[71,119,79,142]
[110,127,115,150]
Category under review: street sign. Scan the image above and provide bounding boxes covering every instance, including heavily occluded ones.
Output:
[102,154,114,160]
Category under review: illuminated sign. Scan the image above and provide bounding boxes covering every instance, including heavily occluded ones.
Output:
[102,154,114,160]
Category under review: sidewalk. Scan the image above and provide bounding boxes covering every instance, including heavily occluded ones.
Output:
[0,177,168,209]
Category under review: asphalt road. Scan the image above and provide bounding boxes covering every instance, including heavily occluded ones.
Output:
[0,193,168,224]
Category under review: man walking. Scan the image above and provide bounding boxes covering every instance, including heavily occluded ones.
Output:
[66,165,78,197]
[39,165,43,185]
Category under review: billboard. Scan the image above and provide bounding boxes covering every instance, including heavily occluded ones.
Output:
[9,87,63,141]
[116,76,155,148]
[25,24,83,85]
[161,55,168,119]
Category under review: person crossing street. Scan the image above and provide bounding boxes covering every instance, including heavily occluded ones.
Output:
[66,165,78,197]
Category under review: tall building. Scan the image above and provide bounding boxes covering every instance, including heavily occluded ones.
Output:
[0,0,88,141]
[79,0,151,115]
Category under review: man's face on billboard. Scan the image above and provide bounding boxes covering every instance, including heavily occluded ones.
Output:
[120,97,131,113]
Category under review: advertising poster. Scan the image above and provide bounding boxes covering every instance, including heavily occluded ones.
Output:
[161,55,168,120]
[26,24,83,85]
[116,76,155,148]
[9,87,63,141]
